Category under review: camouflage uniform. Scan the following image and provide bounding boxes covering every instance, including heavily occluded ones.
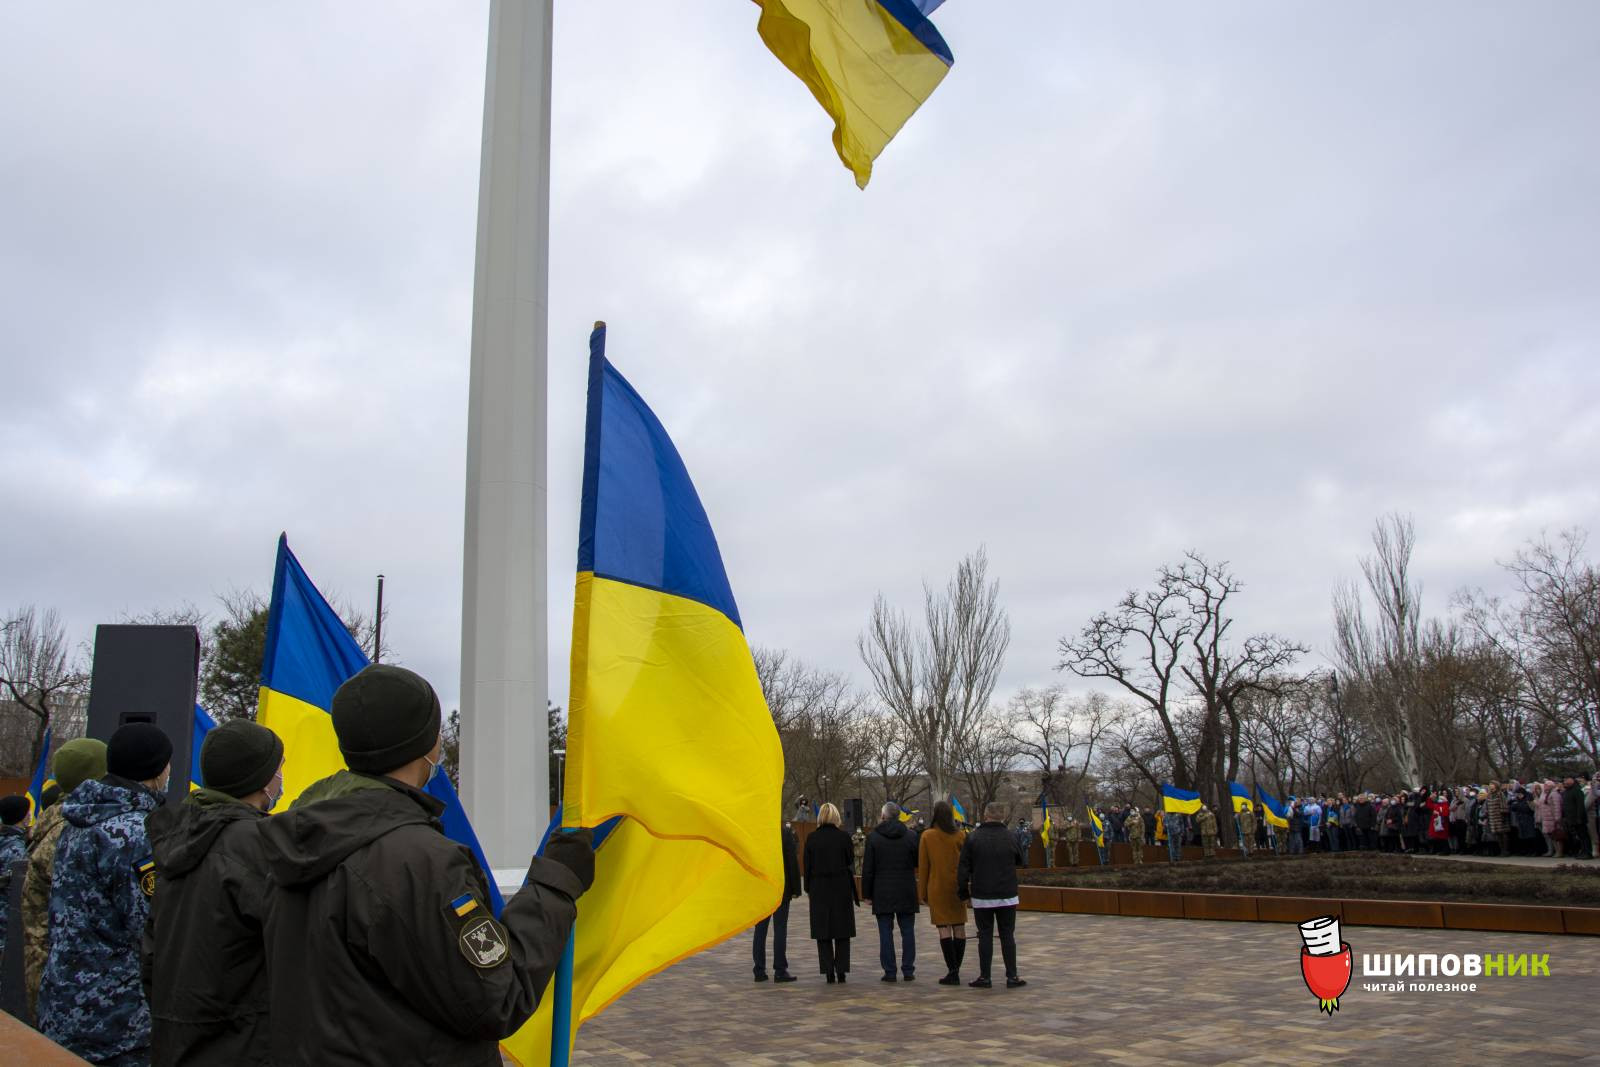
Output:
[1164,812,1187,863]
[22,800,70,1017]
[0,824,26,960]
[1063,819,1081,866]
[1198,808,1219,858]
[1237,806,1256,857]
[1124,810,1145,865]
[37,777,162,1065]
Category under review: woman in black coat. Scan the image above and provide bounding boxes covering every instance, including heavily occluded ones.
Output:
[803,803,858,983]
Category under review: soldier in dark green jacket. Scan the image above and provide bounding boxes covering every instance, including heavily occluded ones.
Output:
[258,665,592,1066]
[144,719,284,1066]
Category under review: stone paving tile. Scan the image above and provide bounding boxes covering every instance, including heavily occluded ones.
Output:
[555,912,1600,1065]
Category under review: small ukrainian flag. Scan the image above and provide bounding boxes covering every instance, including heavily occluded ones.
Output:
[450,893,479,918]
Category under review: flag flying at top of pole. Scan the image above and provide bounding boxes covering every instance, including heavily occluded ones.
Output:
[504,324,784,1065]
[255,534,504,914]
[754,0,956,188]
[1228,781,1252,813]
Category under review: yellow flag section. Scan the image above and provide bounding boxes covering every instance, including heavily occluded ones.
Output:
[754,0,954,188]
[503,325,784,1064]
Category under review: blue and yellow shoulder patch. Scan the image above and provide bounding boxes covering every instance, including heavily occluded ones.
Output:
[449,892,479,918]
[136,857,157,898]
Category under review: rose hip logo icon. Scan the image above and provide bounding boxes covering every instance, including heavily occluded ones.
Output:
[1298,915,1352,1015]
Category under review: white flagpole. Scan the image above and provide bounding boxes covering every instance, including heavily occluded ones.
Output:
[461,0,553,878]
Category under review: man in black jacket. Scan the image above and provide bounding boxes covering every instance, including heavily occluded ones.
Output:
[258,665,593,1066]
[752,821,800,982]
[144,718,283,1066]
[861,804,919,982]
[957,804,1026,989]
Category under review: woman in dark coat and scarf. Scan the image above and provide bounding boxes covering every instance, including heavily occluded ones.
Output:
[804,802,858,983]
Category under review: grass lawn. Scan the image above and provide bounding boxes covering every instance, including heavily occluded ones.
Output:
[1026,852,1600,908]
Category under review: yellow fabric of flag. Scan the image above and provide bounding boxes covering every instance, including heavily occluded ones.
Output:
[754,0,954,188]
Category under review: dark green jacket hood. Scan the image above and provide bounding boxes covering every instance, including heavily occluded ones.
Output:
[258,770,445,889]
[148,787,266,878]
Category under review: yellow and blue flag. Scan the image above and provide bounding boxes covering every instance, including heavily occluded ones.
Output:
[754,0,955,188]
[25,727,52,821]
[949,795,967,825]
[507,325,784,1064]
[256,534,503,913]
[1087,805,1104,847]
[1160,783,1202,815]
[1041,801,1052,854]
[1228,781,1251,814]
[1256,786,1290,829]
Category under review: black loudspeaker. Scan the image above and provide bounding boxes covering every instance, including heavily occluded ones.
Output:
[85,625,201,802]
[846,797,864,832]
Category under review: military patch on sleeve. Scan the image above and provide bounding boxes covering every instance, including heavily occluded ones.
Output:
[136,858,157,898]
[458,914,510,969]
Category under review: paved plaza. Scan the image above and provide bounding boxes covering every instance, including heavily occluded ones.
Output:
[567,911,1600,1065]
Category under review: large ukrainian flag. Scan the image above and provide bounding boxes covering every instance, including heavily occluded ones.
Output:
[1160,783,1202,815]
[1229,781,1252,814]
[256,535,504,912]
[505,324,784,1064]
[755,0,955,188]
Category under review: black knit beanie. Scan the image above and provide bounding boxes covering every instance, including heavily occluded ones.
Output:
[330,664,441,774]
[201,719,285,798]
[107,722,174,782]
[0,795,28,826]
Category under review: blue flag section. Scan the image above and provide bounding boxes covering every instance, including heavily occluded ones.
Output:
[1229,781,1252,813]
[26,726,53,820]
[192,705,217,791]
[255,534,504,916]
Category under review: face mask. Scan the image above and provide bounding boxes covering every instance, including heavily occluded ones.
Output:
[262,777,282,812]
[423,751,442,785]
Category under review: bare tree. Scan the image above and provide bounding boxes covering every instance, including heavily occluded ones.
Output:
[953,705,1019,817]
[1458,530,1600,766]
[1057,574,1194,784]
[0,606,88,772]
[859,548,1010,801]
[1333,514,1425,786]
[1008,685,1115,808]
[861,709,923,812]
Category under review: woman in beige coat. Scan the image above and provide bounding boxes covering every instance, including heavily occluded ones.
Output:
[917,800,969,985]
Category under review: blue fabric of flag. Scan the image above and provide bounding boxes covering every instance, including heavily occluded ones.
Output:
[260,534,370,708]
[577,325,741,629]
[27,726,52,816]
[192,705,217,787]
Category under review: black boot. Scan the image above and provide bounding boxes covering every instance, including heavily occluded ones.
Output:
[951,938,967,983]
[937,939,958,985]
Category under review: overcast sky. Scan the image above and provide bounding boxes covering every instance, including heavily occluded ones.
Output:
[3,2,1597,719]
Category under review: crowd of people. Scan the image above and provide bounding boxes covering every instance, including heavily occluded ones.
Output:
[0,664,595,1066]
[1068,775,1600,863]
[753,800,1029,991]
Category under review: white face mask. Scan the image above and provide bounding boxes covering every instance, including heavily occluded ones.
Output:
[422,751,442,785]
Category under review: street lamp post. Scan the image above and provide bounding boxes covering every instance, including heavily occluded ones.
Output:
[553,747,566,812]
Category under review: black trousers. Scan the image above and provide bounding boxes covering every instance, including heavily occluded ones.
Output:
[974,906,1018,980]
[816,937,851,975]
